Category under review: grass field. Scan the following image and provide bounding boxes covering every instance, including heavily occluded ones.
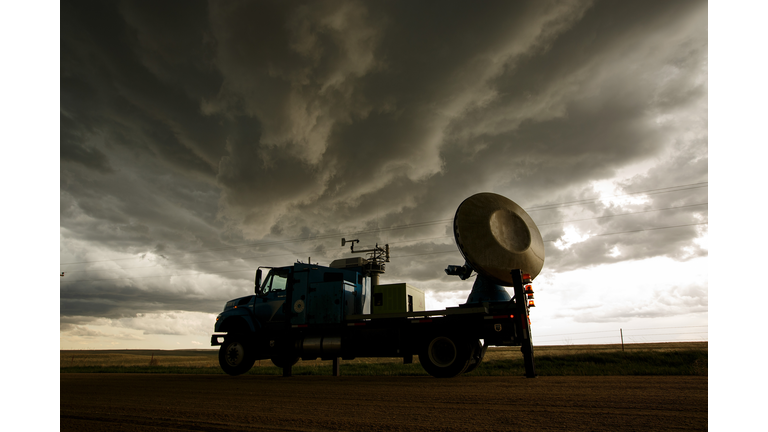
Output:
[60,341,707,376]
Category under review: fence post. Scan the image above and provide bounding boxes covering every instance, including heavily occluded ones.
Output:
[620,328,624,351]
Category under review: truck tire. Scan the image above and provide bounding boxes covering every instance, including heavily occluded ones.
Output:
[463,339,487,374]
[418,335,473,378]
[218,335,256,376]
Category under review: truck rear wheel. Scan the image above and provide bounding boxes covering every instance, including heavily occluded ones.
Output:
[464,339,487,374]
[218,335,256,376]
[419,335,473,378]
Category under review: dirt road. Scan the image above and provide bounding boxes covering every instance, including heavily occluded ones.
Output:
[61,374,707,431]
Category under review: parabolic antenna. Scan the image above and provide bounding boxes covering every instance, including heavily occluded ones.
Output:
[453,192,545,285]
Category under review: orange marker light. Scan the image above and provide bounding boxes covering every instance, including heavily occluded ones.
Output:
[528,300,536,307]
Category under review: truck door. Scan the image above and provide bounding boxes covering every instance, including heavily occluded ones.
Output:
[253,268,290,327]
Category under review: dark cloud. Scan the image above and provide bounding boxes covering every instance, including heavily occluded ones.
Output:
[60,0,707,332]
[60,113,114,173]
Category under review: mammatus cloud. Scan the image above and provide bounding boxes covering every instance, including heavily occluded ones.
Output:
[60,0,707,344]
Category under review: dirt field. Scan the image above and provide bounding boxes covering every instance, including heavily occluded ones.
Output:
[60,374,707,431]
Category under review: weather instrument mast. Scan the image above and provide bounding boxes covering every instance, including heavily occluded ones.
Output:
[341,238,389,288]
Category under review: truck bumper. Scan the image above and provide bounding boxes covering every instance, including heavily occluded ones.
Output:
[210,334,226,346]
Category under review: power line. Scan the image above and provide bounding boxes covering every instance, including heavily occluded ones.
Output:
[59,268,255,284]
[626,332,708,338]
[61,250,310,275]
[391,222,708,258]
[61,181,707,266]
[542,222,707,242]
[59,219,453,266]
[536,325,708,338]
[63,202,707,275]
[535,332,708,343]
[61,220,708,283]
[526,182,708,212]
[536,203,707,226]
[62,234,458,277]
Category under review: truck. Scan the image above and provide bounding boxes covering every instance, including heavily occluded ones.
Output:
[211,247,537,378]
[211,193,542,378]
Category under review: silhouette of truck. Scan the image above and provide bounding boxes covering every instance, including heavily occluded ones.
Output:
[211,193,542,378]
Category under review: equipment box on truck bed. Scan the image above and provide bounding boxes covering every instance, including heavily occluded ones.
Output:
[372,283,425,314]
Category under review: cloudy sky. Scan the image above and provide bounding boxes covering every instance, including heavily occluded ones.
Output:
[57,0,710,349]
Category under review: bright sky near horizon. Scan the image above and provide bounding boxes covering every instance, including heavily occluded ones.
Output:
[55,0,712,350]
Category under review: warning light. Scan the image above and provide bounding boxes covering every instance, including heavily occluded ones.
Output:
[522,273,532,284]
[527,293,534,299]
[528,300,536,307]
[524,284,534,294]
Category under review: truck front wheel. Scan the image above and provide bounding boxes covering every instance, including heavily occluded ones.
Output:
[419,335,473,378]
[218,335,256,376]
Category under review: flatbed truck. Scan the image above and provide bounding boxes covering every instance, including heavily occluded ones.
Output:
[211,259,536,378]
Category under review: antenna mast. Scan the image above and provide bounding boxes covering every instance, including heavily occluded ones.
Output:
[341,238,390,288]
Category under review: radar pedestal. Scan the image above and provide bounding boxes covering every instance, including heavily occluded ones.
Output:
[466,273,511,304]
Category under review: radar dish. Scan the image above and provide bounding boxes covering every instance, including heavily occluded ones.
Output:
[453,193,545,285]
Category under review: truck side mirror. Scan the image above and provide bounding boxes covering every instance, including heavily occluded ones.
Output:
[255,269,262,294]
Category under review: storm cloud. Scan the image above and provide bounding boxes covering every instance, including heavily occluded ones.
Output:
[60,0,707,345]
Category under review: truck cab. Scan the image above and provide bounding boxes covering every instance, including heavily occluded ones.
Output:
[213,263,373,371]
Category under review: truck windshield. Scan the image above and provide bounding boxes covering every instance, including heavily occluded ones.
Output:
[260,269,288,295]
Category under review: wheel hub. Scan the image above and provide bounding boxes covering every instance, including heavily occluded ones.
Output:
[429,337,457,367]
[225,342,245,366]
